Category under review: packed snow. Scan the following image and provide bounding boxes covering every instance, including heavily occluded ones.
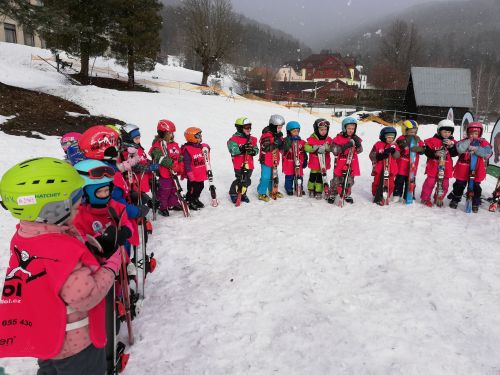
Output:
[0,42,499,375]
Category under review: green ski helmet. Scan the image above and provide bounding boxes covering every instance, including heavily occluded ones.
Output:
[235,117,251,131]
[0,157,84,224]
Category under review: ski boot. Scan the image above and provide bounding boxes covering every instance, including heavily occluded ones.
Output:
[286,190,294,196]
[449,200,458,209]
[315,192,323,200]
[391,195,401,203]
[421,200,433,208]
[472,205,479,213]
[230,194,238,204]
[327,195,336,204]
[241,194,250,203]
[344,196,354,204]
[188,201,199,211]
[275,192,284,199]
[194,199,205,209]
[158,208,169,217]
[308,190,315,198]
[169,205,183,211]
[258,194,270,202]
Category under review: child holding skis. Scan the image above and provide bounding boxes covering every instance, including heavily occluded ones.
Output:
[282,121,307,196]
[329,117,362,204]
[369,127,401,205]
[420,119,458,207]
[304,118,332,199]
[227,117,258,204]
[0,157,122,374]
[149,119,184,216]
[392,120,425,203]
[257,114,285,202]
[181,126,211,210]
[447,121,492,212]
[120,123,158,210]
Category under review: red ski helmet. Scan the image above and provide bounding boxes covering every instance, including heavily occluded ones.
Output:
[466,121,483,137]
[157,119,176,133]
[79,125,120,160]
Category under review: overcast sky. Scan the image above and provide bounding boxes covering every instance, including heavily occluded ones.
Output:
[230,0,461,50]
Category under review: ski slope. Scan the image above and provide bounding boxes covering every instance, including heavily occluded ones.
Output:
[1,42,500,375]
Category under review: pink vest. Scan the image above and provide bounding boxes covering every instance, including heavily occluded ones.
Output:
[332,134,361,177]
[259,132,282,168]
[229,135,257,170]
[0,232,106,359]
[424,136,456,178]
[282,139,306,176]
[453,138,490,182]
[307,135,332,170]
[371,141,399,175]
[149,140,182,179]
[396,135,424,176]
[183,143,208,182]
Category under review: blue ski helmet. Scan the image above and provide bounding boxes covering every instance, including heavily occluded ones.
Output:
[379,126,397,141]
[73,159,115,206]
[341,117,358,135]
[286,121,301,133]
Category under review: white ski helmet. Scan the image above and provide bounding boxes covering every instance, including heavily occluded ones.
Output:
[437,119,455,134]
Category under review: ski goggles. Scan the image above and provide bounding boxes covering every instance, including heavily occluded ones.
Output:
[71,188,84,205]
[242,125,252,130]
[79,166,115,179]
[317,120,330,128]
[194,132,202,140]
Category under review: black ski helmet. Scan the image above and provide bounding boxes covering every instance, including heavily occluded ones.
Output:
[313,118,330,140]
[379,126,397,142]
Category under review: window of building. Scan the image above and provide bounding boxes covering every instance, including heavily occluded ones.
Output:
[4,23,17,44]
[24,31,35,46]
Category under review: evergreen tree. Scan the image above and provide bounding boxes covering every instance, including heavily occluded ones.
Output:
[108,0,162,88]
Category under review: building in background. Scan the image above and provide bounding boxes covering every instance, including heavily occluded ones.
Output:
[0,0,44,48]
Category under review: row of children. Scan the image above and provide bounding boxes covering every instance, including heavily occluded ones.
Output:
[0,123,174,373]
[228,115,493,212]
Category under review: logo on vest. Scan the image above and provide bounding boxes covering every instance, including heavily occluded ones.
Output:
[3,246,59,298]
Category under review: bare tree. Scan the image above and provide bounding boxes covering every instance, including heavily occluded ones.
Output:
[378,19,422,79]
[182,0,239,85]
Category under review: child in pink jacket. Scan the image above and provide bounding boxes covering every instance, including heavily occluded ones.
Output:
[0,157,122,375]
[447,121,492,212]
[420,119,458,206]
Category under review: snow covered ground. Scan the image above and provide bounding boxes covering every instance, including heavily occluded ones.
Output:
[1,42,500,375]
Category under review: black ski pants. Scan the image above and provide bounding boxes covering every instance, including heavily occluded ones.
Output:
[186,180,204,202]
[229,169,253,195]
[449,179,482,206]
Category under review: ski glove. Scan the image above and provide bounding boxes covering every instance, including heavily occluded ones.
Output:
[91,225,132,259]
[352,135,362,149]
[317,144,327,154]
[138,204,150,218]
[341,140,355,151]
[148,163,160,172]
[375,152,389,161]
[384,147,396,155]
[274,137,284,150]
[102,250,122,276]
[291,135,301,141]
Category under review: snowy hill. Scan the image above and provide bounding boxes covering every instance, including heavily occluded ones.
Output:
[1,42,500,375]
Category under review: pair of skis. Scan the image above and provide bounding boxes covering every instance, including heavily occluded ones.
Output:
[271,148,279,200]
[202,146,219,207]
[405,136,417,204]
[292,140,303,196]
[465,139,480,213]
[434,146,447,207]
[235,139,251,207]
[159,140,190,217]
[487,175,500,212]
[318,152,330,199]
[337,146,355,207]
[373,151,391,206]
